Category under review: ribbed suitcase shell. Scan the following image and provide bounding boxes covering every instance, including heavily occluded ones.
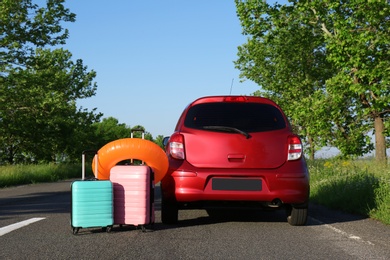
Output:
[110,165,154,227]
[71,180,113,229]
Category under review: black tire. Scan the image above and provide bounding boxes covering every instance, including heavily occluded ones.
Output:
[161,196,178,224]
[286,205,308,226]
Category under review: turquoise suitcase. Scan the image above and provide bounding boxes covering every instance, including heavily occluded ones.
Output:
[71,151,113,234]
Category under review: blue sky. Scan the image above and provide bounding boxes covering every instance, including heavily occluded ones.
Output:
[63,1,292,138]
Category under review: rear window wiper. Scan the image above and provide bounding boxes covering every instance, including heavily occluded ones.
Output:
[203,126,252,139]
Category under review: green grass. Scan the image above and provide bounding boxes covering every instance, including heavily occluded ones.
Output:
[308,159,390,225]
[1,160,389,225]
[0,163,88,188]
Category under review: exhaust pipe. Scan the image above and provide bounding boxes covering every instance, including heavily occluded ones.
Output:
[266,199,282,208]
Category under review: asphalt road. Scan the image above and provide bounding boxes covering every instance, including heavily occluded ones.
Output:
[0,180,389,260]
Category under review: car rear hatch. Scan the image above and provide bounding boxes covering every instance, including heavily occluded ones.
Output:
[182,129,289,169]
[181,97,290,169]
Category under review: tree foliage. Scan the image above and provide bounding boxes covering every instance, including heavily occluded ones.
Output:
[91,119,163,153]
[235,0,389,161]
[92,117,131,150]
[235,0,334,159]
[301,0,390,162]
[0,0,101,164]
[154,135,165,149]
[0,1,170,165]
[1,0,75,69]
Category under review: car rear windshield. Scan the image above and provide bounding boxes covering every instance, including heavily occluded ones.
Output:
[184,102,286,133]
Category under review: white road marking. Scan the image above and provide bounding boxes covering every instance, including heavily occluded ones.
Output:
[310,217,374,245]
[0,217,46,236]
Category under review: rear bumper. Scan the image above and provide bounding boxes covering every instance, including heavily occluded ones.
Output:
[161,161,310,206]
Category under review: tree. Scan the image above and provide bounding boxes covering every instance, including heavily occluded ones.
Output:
[234,0,335,159]
[92,119,161,150]
[154,135,165,149]
[93,117,132,150]
[295,0,390,162]
[1,48,100,163]
[1,0,75,70]
[0,0,100,164]
[234,0,389,161]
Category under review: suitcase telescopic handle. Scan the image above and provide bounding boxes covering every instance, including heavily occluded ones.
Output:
[82,150,98,180]
[130,129,145,164]
[131,128,145,139]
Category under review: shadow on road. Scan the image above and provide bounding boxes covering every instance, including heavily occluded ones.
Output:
[157,210,287,230]
[153,185,368,230]
[0,190,70,220]
[0,181,368,228]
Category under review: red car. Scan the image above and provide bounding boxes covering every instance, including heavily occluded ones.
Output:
[161,96,309,226]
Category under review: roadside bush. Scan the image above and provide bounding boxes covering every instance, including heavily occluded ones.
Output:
[0,164,81,188]
[309,159,390,225]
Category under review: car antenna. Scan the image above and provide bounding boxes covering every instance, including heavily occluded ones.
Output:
[229,78,234,95]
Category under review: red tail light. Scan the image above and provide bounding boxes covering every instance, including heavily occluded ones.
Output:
[168,133,185,160]
[287,135,303,161]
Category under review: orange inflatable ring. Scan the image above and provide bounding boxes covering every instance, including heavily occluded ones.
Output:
[92,138,169,183]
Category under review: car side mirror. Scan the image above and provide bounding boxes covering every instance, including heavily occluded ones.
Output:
[162,136,170,147]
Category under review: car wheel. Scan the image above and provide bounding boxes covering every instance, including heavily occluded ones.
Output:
[286,205,308,226]
[161,196,178,224]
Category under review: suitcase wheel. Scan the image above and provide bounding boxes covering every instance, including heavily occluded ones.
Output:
[102,226,112,233]
[72,227,80,235]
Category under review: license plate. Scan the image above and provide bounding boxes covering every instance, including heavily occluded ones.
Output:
[212,178,262,191]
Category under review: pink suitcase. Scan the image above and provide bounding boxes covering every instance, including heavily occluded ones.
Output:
[110,165,154,231]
